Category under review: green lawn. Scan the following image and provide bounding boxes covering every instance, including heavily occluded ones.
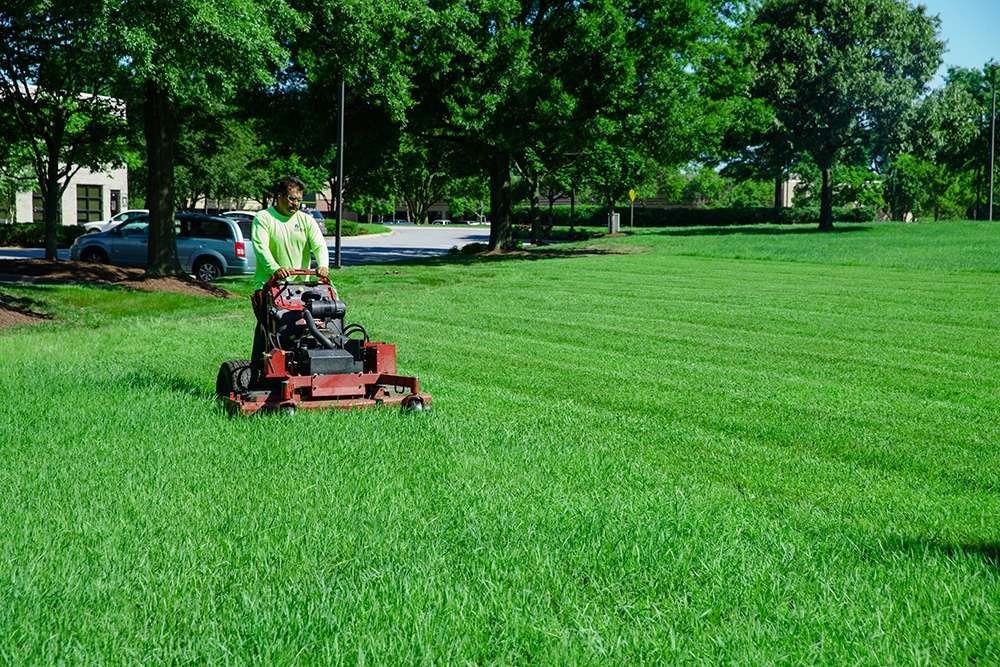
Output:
[1,221,998,663]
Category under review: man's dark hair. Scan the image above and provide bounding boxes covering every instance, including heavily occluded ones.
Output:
[275,175,306,197]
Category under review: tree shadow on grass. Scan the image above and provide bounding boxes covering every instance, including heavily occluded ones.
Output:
[384,245,645,270]
[655,225,874,238]
[892,537,1000,571]
[120,368,215,401]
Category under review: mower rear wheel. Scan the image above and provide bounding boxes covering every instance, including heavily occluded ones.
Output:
[216,359,252,397]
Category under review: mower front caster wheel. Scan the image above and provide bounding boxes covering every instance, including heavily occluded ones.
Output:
[402,397,427,413]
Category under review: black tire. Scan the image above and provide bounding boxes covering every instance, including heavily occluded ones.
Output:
[80,246,108,263]
[194,257,224,282]
[402,397,426,413]
[216,359,252,397]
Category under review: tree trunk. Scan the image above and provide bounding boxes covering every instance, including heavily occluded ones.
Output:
[974,159,982,220]
[773,174,784,216]
[42,142,61,261]
[569,186,575,232]
[529,178,541,245]
[488,150,512,250]
[819,166,834,232]
[144,79,181,276]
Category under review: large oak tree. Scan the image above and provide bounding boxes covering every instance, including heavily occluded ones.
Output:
[752,0,942,230]
[0,0,126,259]
[109,0,294,275]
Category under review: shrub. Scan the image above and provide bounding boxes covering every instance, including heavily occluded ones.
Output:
[510,225,600,241]
[0,223,90,248]
[324,219,369,237]
[778,207,876,225]
[511,205,875,228]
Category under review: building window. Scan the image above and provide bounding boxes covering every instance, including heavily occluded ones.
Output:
[32,193,61,223]
[76,185,103,223]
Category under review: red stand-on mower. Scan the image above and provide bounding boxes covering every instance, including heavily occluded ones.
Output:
[216,269,431,415]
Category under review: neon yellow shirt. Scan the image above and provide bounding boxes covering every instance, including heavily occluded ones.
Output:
[251,207,329,287]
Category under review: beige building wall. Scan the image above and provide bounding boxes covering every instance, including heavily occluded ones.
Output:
[781,176,801,208]
[15,164,129,225]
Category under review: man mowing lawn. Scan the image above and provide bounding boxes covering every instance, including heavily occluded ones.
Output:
[250,175,330,379]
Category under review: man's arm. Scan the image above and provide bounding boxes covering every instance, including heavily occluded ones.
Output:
[307,215,330,277]
[252,214,285,278]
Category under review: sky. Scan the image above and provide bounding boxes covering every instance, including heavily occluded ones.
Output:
[918,0,1000,86]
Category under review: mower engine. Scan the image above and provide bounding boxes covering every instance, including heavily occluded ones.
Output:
[267,280,360,375]
[216,269,430,415]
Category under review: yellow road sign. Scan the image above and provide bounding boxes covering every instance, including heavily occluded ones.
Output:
[628,188,637,203]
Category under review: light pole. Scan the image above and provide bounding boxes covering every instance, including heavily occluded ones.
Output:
[334,79,345,268]
[989,62,997,221]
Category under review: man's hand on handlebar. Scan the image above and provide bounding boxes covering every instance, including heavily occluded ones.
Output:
[316,266,330,280]
[272,267,291,280]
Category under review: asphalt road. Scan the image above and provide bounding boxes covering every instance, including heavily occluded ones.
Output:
[0,225,491,266]
[331,225,490,264]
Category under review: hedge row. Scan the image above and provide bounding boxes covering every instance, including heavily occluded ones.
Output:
[324,219,367,237]
[0,223,90,248]
[512,205,875,228]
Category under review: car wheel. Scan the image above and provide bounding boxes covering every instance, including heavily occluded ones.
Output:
[80,246,108,263]
[194,257,224,282]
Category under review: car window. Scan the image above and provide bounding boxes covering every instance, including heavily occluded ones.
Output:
[118,218,149,235]
[178,218,234,240]
[237,220,252,240]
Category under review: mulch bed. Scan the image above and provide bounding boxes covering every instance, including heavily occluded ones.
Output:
[0,260,233,298]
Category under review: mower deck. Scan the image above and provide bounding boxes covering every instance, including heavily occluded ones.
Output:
[221,372,431,416]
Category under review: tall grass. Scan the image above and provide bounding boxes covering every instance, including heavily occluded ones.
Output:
[0,221,997,663]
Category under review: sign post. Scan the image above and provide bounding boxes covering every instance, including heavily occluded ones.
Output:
[335,78,345,268]
[628,188,637,227]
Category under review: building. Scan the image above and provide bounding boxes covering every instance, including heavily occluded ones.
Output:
[15,164,129,225]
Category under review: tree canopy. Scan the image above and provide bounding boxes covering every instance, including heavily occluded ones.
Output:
[752,0,943,229]
[8,0,997,262]
[0,0,126,258]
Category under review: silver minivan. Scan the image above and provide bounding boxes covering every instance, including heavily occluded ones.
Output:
[70,212,255,281]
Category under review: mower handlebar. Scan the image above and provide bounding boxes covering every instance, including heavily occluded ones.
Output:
[265,269,330,287]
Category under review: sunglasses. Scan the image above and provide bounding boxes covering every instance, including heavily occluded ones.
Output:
[282,194,303,203]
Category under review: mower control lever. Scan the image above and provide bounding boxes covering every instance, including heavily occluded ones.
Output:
[265,268,330,287]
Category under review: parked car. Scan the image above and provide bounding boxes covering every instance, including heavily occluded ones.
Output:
[70,212,255,281]
[430,218,450,225]
[221,210,257,225]
[82,209,149,233]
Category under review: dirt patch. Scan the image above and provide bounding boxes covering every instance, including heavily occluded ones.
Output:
[0,260,233,298]
[0,293,51,329]
[0,308,44,328]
